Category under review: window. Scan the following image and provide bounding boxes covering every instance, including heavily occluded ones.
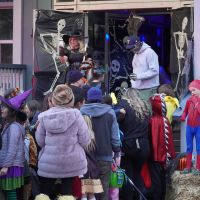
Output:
[0,44,12,63]
[0,9,13,40]
[0,8,13,64]
[56,0,73,2]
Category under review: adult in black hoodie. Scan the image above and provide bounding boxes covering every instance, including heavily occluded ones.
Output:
[116,88,151,200]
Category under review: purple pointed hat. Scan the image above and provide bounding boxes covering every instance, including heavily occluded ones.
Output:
[0,89,32,110]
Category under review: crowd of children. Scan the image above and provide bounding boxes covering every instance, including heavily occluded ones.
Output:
[1,70,199,200]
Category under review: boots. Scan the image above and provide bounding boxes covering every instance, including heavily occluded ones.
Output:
[181,153,192,174]
[193,154,200,176]
[196,154,200,170]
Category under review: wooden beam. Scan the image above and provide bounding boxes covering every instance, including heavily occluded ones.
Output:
[54,0,193,11]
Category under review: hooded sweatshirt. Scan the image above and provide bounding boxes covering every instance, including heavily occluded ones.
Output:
[36,106,90,178]
[80,103,120,162]
[131,42,159,89]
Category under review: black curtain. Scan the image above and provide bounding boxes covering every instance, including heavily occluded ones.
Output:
[33,10,85,100]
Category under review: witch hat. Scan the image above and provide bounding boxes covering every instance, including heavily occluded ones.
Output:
[0,89,32,110]
[62,30,88,44]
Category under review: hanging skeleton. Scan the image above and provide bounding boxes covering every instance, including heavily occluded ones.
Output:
[173,17,188,92]
[179,38,193,99]
[119,11,145,36]
[40,19,69,95]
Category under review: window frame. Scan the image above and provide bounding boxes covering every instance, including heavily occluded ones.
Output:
[0,2,13,63]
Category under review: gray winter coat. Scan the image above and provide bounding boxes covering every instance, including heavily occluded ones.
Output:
[36,106,90,178]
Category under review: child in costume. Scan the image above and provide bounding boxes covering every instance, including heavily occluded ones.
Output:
[102,94,122,200]
[0,89,31,200]
[180,80,200,174]
[149,94,175,199]
[157,84,179,124]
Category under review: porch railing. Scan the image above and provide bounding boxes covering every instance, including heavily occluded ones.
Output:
[0,64,26,96]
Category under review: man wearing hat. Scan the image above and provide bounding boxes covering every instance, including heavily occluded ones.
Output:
[65,70,85,88]
[88,66,106,94]
[125,36,159,102]
[65,69,87,110]
[80,87,120,200]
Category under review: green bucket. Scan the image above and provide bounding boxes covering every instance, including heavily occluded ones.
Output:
[109,169,125,188]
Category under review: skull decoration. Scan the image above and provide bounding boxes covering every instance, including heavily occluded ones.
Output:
[57,19,66,32]
[111,59,121,77]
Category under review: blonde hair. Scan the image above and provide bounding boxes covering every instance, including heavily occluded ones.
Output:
[122,88,150,120]
[83,115,96,152]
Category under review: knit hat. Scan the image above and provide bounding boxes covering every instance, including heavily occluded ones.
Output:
[52,84,74,107]
[87,87,102,101]
[0,89,32,111]
[66,70,83,84]
[189,80,200,90]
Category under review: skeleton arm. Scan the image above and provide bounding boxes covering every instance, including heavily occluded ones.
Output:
[40,33,56,55]
[173,32,181,59]
[184,33,188,48]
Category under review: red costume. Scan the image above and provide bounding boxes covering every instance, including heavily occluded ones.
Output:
[181,96,200,127]
[150,94,175,165]
[180,80,200,172]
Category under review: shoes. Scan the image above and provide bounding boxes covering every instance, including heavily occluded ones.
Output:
[192,169,200,176]
[180,168,192,174]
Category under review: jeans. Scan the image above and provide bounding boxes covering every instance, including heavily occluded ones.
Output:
[97,160,112,200]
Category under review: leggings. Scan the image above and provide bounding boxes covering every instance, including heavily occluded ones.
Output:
[6,190,17,200]
[39,176,74,198]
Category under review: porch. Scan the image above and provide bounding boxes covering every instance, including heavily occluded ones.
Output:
[0,64,26,96]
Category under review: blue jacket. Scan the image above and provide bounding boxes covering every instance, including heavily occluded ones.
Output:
[81,103,120,161]
[0,122,25,168]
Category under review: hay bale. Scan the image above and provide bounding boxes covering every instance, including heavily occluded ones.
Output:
[166,171,200,200]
